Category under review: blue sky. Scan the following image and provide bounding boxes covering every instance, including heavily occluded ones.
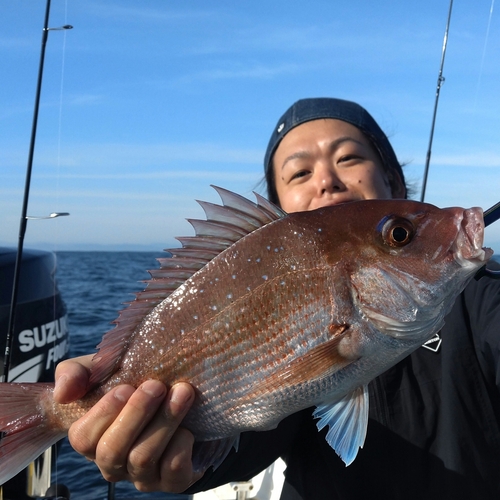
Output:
[2,0,500,252]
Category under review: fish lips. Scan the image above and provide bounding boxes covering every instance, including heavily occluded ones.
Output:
[449,207,493,267]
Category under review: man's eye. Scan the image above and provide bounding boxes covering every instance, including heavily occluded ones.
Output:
[339,154,358,163]
[291,170,309,180]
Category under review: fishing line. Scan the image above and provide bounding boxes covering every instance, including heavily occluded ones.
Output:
[52,0,70,492]
[52,5,70,341]
[2,0,73,497]
[474,0,495,109]
[55,8,68,206]
[3,0,73,384]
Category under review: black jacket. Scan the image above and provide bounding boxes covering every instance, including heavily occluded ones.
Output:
[188,268,500,499]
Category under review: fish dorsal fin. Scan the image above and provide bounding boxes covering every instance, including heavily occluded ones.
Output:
[89,186,286,386]
[313,385,369,466]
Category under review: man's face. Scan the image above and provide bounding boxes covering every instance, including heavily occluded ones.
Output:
[273,119,403,213]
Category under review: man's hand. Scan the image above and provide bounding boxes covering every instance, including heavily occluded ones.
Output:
[54,356,202,492]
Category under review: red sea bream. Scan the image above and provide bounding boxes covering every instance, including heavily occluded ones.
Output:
[0,187,493,483]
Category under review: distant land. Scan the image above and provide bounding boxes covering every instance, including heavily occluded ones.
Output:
[2,240,500,257]
[1,242,178,253]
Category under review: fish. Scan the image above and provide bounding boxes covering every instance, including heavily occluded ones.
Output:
[0,186,493,484]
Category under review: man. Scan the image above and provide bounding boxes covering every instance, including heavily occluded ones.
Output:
[55,98,500,499]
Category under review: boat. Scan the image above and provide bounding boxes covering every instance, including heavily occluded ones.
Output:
[0,247,70,499]
[2,1,499,498]
[190,459,286,500]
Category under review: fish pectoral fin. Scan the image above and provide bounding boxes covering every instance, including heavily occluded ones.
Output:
[192,436,239,473]
[313,385,369,466]
[267,325,354,390]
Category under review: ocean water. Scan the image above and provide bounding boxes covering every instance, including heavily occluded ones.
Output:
[53,251,190,500]
[51,250,500,499]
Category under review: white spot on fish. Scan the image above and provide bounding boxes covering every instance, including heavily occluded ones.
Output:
[262,275,268,280]
[193,315,198,320]
[227,293,233,299]
[232,275,236,279]
[211,305,218,311]
[432,246,444,260]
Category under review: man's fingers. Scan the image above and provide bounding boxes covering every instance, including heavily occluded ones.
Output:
[127,383,199,492]
[68,384,136,460]
[94,380,168,479]
[67,380,200,492]
[54,354,94,403]
[155,427,203,493]
[126,383,195,472]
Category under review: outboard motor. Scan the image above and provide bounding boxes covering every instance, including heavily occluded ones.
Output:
[0,247,70,499]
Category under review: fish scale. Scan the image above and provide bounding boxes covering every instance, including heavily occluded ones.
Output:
[0,187,493,483]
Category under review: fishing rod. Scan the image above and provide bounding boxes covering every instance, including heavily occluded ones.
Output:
[484,200,500,228]
[2,0,72,384]
[1,1,72,497]
[420,0,453,203]
[2,4,119,499]
[419,0,499,279]
[476,200,500,279]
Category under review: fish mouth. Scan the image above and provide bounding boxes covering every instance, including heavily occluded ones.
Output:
[452,208,493,267]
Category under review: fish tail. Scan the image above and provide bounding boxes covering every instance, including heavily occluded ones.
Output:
[0,383,66,485]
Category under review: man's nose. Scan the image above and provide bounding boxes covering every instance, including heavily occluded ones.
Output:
[317,166,345,194]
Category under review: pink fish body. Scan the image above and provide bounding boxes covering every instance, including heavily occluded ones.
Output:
[0,187,493,483]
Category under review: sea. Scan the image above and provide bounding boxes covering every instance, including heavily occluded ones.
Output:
[52,251,190,500]
[50,250,500,499]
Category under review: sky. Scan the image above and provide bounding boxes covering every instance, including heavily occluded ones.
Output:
[1,0,500,252]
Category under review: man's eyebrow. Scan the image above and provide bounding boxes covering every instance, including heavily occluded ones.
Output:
[281,150,311,170]
[281,136,364,171]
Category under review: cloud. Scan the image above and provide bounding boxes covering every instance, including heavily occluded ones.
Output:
[65,93,104,106]
[428,154,500,168]
[19,168,261,190]
[172,62,302,85]
[0,37,33,49]
[85,2,216,24]
[8,142,263,170]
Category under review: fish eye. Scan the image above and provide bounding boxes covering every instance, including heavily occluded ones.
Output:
[380,216,415,247]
